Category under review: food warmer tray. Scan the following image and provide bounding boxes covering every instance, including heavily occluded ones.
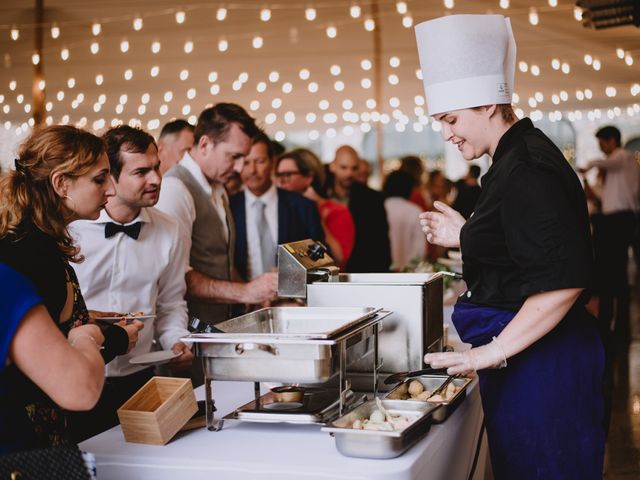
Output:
[187,306,381,341]
[385,375,472,423]
[321,399,440,459]
[224,389,366,425]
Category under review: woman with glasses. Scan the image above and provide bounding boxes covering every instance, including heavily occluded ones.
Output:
[276,148,355,267]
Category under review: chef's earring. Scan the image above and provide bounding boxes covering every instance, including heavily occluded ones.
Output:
[63,194,77,212]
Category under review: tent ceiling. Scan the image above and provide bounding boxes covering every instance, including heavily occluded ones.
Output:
[1,0,639,136]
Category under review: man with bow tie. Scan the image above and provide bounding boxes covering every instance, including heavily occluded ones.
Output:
[68,125,192,441]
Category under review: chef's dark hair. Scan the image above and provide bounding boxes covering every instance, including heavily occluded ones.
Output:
[195,103,260,146]
[595,126,621,147]
[103,125,157,180]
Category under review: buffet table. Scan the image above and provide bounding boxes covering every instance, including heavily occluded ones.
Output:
[81,307,491,479]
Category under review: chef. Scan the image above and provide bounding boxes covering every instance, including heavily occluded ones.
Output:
[415,14,605,479]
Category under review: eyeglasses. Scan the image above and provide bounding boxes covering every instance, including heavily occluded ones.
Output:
[275,170,302,180]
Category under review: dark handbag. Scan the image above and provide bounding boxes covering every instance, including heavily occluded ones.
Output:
[0,445,90,480]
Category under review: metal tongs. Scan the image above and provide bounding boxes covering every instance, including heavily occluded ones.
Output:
[383,367,448,385]
[426,374,460,400]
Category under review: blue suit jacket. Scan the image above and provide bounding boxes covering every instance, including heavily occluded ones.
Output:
[230,188,325,280]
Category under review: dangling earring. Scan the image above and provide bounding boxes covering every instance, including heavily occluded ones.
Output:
[63,194,77,212]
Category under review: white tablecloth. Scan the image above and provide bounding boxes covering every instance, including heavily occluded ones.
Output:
[80,306,490,479]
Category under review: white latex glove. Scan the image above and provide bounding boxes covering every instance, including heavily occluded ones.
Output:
[424,338,507,375]
[419,201,466,248]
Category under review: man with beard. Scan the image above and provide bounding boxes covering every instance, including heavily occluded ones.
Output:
[69,126,192,440]
[329,145,391,272]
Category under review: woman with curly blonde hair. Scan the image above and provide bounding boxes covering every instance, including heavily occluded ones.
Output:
[0,125,140,448]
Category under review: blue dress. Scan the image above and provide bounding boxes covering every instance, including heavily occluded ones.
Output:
[455,119,605,479]
[0,263,43,453]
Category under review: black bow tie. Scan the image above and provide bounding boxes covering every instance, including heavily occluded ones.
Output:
[104,222,142,240]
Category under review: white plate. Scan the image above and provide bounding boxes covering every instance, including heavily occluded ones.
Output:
[96,314,156,324]
[129,350,180,365]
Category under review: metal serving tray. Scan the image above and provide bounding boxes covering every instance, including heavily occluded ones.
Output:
[184,311,389,383]
[385,375,472,423]
[322,399,439,459]
[193,306,381,340]
[225,389,365,425]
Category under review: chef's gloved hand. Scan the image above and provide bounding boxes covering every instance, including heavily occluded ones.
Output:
[424,337,507,375]
[419,201,465,248]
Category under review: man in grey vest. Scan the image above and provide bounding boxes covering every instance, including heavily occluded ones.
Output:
[157,103,278,324]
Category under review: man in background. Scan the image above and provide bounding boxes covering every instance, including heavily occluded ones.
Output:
[230,132,324,281]
[582,125,640,342]
[158,119,195,175]
[329,145,391,272]
[453,164,482,219]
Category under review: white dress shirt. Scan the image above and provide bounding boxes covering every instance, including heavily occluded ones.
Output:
[587,148,640,214]
[156,152,229,263]
[384,197,426,269]
[244,184,279,280]
[70,207,189,377]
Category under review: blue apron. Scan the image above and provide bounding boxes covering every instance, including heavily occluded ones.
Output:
[452,301,605,480]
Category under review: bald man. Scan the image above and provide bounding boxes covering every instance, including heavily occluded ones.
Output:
[329,146,391,272]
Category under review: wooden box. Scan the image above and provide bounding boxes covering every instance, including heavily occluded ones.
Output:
[117,376,197,445]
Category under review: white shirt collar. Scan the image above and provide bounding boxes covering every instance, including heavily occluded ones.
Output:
[245,183,277,206]
[180,151,212,196]
[94,207,151,225]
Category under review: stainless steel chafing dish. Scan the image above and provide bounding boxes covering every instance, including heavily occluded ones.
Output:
[277,239,444,384]
[321,399,440,459]
[184,306,390,431]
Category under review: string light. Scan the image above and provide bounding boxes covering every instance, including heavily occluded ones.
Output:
[334,81,344,91]
[179,69,189,81]
[529,8,539,26]
[444,0,454,9]
[574,7,583,21]
[90,42,99,54]
[625,54,633,66]
[269,71,280,82]
[402,16,413,28]
[124,69,133,80]
[282,82,293,94]
[299,68,310,80]
[305,7,316,21]
[208,71,218,82]
[216,7,227,21]
[252,36,263,49]
[218,38,228,52]
[260,8,271,22]
[57,91,64,101]
[257,82,267,92]
[396,2,408,14]
[593,59,601,71]
[308,82,319,93]
[584,54,593,65]
[364,18,375,31]
[150,66,159,77]
[326,25,337,38]
[561,62,570,74]
[164,91,173,102]
[616,48,625,59]
[67,78,75,88]
[151,41,161,53]
[31,53,40,65]
[518,61,528,73]
[389,56,400,68]
[95,74,104,85]
[330,65,341,76]
[51,24,60,39]
[133,17,143,31]
[551,59,560,70]
[272,98,282,108]
[531,64,540,76]
[361,59,372,70]
[10,27,19,41]
[548,0,558,7]
[92,22,101,36]
[361,78,372,89]
[37,80,45,90]
[175,11,186,24]
[350,3,361,18]
[184,40,194,53]
[500,0,509,8]
[120,39,129,52]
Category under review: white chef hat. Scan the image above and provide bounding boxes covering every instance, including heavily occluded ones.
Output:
[414,14,516,116]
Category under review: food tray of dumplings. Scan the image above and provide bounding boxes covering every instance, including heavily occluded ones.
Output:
[385,375,472,423]
[322,399,440,459]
